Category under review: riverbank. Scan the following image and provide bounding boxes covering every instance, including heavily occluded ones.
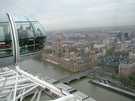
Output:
[43,56,135,99]
[21,59,134,101]
[70,78,134,101]
[42,53,93,72]
[89,79,135,98]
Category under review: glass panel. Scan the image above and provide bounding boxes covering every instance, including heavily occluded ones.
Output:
[0,20,12,58]
[16,22,35,54]
[32,22,46,50]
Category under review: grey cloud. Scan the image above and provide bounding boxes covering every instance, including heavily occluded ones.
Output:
[0,0,135,30]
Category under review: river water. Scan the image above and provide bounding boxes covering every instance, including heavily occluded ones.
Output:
[21,59,134,101]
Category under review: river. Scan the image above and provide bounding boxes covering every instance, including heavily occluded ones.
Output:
[20,58,134,101]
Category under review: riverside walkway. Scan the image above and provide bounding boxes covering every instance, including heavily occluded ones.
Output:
[91,80,135,98]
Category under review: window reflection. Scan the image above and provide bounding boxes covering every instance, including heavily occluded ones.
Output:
[32,22,46,50]
[16,21,46,55]
[16,22,35,54]
[0,22,12,57]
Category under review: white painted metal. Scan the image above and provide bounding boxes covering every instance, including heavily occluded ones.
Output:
[0,13,80,101]
[7,13,20,65]
[16,66,66,97]
[0,66,80,101]
[13,72,18,101]
[31,90,38,101]
[53,94,78,101]
[16,85,38,100]
[36,90,42,101]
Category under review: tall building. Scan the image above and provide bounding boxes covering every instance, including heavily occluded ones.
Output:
[89,46,97,66]
[56,33,64,57]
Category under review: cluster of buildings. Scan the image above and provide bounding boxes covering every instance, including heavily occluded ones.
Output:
[109,32,135,77]
[44,31,135,76]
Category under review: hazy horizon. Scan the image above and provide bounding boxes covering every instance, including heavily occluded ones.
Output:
[0,0,135,31]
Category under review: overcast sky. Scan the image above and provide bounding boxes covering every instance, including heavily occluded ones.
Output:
[1,0,135,31]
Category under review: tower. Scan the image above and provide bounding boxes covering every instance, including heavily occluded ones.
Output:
[56,33,64,57]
